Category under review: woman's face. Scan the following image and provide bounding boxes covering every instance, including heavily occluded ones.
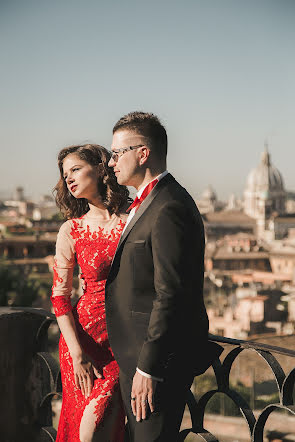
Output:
[62,153,100,200]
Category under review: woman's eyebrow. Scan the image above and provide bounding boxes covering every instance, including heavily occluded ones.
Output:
[63,164,81,177]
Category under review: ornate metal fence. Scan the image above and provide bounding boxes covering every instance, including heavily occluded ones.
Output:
[0,307,60,442]
[180,334,295,441]
[1,307,295,441]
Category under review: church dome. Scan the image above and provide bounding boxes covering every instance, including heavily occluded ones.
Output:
[245,145,284,195]
[202,185,217,202]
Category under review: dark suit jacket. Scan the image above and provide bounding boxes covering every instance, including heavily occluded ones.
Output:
[105,174,222,380]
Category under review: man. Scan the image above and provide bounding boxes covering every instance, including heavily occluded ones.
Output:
[105,112,222,441]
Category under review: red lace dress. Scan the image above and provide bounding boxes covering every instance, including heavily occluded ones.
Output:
[51,212,126,442]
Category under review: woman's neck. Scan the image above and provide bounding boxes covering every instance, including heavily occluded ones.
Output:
[87,198,111,220]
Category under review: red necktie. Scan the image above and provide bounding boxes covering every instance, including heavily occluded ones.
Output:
[127,178,159,213]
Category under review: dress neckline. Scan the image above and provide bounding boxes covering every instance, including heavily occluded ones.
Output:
[83,211,117,221]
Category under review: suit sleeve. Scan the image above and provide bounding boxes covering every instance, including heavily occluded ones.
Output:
[137,201,202,377]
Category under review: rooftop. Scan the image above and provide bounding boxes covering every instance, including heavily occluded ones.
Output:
[203,210,256,225]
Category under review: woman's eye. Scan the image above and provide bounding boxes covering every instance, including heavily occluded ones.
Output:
[73,168,80,172]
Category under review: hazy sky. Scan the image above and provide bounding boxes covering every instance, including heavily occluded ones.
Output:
[1,0,295,201]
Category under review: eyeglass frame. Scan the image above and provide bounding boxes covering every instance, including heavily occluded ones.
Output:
[110,144,146,162]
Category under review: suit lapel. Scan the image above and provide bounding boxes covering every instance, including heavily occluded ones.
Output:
[113,173,174,260]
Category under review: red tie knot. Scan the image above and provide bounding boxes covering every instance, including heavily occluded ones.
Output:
[126,178,159,213]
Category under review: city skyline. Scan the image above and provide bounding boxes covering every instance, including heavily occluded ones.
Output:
[1,141,293,205]
[1,0,295,201]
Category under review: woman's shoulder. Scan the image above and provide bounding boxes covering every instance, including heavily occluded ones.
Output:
[116,212,128,223]
[58,215,85,236]
[113,212,127,230]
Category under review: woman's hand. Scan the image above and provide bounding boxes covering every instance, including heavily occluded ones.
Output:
[72,352,103,398]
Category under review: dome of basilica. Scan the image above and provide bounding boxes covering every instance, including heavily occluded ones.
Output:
[202,185,217,202]
[245,147,284,194]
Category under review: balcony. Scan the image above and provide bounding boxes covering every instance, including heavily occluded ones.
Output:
[1,307,295,441]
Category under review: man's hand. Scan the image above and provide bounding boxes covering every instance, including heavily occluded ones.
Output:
[131,371,157,421]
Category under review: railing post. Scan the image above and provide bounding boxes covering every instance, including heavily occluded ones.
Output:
[0,307,58,442]
[181,334,295,441]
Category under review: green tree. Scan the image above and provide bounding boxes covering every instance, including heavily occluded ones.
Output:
[193,374,279,416]
[51,211,65,221]
[0,259,50,307]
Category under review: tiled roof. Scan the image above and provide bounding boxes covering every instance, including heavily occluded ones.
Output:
[203,210,256,225]
[213,249,269,260]
[0,234,57,243]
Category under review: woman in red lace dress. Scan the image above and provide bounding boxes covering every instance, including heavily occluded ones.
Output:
[51,144,129,442]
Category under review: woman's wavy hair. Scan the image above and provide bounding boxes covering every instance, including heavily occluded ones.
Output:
[53,144,130,219]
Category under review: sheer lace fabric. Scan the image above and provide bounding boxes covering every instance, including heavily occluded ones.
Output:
[51,213,126,442]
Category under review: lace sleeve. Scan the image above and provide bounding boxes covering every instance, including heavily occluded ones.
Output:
[51,221,75,317]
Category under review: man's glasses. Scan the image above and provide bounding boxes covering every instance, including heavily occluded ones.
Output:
[110,145,145,162]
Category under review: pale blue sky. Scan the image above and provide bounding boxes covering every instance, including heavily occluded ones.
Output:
[1,0,295,201]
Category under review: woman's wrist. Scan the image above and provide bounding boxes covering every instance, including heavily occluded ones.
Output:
[70,347,83,362]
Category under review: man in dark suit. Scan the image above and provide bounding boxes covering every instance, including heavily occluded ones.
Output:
[105,111,222,441]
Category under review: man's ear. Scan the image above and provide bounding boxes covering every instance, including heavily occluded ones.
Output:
[139,147,150,166]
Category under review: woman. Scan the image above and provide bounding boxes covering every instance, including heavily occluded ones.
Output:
[51,144,129,442]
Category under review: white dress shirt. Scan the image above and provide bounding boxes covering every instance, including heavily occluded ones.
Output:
[123,170,169,233]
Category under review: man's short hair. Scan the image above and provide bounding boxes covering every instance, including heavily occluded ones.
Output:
[113,111,167,159]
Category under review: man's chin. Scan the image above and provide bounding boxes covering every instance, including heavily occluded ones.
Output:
[116,176,126,186]
[116,173,132,187]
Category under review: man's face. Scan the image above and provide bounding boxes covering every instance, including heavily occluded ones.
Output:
[109,129,149,188]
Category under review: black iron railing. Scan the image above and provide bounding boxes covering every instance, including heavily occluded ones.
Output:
[0,307,60,442]
[1,307,295,441]
[180,334,295,441]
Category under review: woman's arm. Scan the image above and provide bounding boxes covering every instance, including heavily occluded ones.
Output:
[51,222,101,398]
